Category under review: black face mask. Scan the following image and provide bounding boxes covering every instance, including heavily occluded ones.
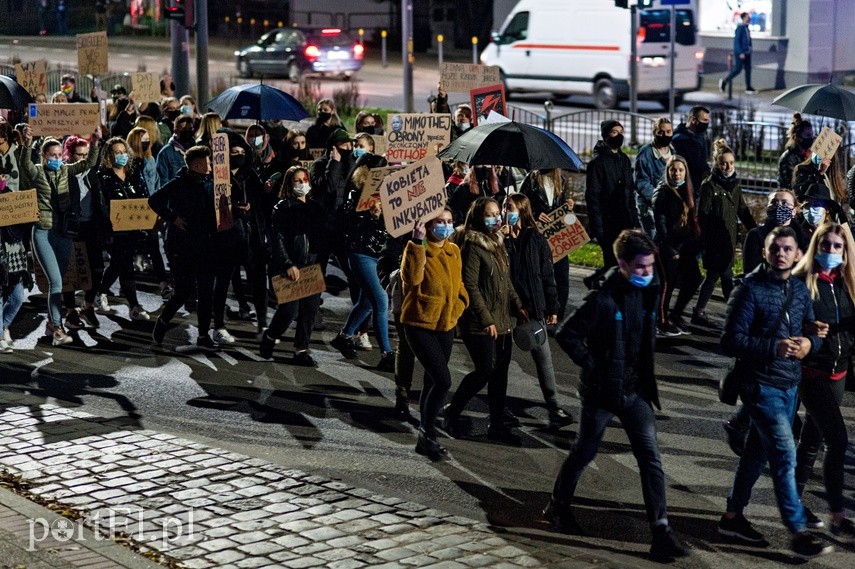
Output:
[694,121,709,134]
[177,132,194,146]
[653,134,672,148]
[297,148,311,160]
[166,110,181,122]
[797,136,814,149]
[141,141,151,152]
[337,147,352,160]
[230,154,246,169]
[358,125,377,135]
[605,134,624,150]
[317,112,332,124]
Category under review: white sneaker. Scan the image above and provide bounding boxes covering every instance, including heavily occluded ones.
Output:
[3,328,13,346]
[0,339,12,353]
[96,293,112,313]
[213,328,236,344]
[256,328,280,344]
[355,332,372,351]
[130,305,151,321]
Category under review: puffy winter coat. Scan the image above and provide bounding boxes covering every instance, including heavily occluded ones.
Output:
[798,272,855,375]
[505,227,557,320]
[400,239,469,332]
[584,141,637,241]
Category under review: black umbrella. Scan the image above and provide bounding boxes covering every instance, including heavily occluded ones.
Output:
[0,75,34,110]
[771,83,855,122]
[436,121,583,171]
[205,83,309,121]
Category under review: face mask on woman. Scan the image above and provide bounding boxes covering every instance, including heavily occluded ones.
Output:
[484,215,502,232]
[629,273,654,288]
[815,252,843,271]
[458,121,471,132]
[113,154,129,168]
[45,157,63,171]
[767,203,794,225]
[431,223,454,240]
[292,182,310,196]
[230,154,246,169]
[804,206,825,226]
[252,136,264,148]
[353,148,367,159]
[811,152,823,167]
[141,141,151,152]
[506,211,520,226]
[180,104,192,115]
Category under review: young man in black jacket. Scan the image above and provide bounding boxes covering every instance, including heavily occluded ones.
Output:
[545,230,689,563]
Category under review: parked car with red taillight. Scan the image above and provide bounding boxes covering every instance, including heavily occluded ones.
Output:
[235,27,364,82]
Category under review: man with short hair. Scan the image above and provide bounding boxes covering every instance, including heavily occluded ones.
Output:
[720,12,756,95]
[546,229,690,563]
[59,74,87,103]
[156,115,195,189]
[718,225,832,559]
[672,106,711,196]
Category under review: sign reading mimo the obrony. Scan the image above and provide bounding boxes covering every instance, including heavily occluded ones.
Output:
[385,113,451,163]
[379,156,446,238]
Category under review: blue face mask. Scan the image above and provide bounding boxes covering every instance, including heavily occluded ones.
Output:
[180,104,192,115]
[811,153,823,167]
[506,211,520,226]
[484,216,502,232]
[431,223,454,240]
[113,154,129,168]
[815,252,843,271]
[804,206,825,226]
[628,273,654,288]
[45,158,63,171]
[673,179,685,187]
[353,148,366,159]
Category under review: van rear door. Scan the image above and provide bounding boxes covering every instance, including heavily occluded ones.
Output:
[637,6,700,94]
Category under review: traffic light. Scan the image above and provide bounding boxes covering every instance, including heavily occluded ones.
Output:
[165,0,195,29]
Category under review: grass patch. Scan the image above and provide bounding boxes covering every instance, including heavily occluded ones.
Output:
[567,242,746,277]
[341,107,401,132]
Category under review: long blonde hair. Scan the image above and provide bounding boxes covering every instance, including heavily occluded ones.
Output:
[793,222,855,301]
[135,115,162,147]
[126,127,151,160]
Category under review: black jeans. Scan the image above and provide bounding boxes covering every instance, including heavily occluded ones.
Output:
[695,266,734,314]
[100,232,140,308]
[661,252,703,320]
[145,227,168,282]
[231,261,269,328]
[552,392,669,526]
[267,293,321,350]
[62,221,104,308]
[448,333,513,426]
[212,263,236,330]
[394,314,416,397]
[553,256,570,319]
[160,252,215,334]
[796,376,848,513]
[404,325,455,437]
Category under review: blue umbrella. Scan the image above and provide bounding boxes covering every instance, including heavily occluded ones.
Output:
[205,83,309,121]
[437,121,584,171]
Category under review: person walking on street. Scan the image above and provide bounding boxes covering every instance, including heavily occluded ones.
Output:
[634,117,675,240]
[545,229,690,563]
[719,12,756,94]
[400,208,469,461]
[672,106,711,196]
[717,225,832,559]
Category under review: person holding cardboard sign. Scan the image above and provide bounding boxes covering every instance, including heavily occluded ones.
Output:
[792,146,847,208]
[21,125,102,346]
[259,166,326,366]
[0,163,34,353]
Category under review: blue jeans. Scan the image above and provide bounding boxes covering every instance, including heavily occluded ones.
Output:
[342,253,391,352]
[727,382,806,533]
[552,392,668,526]
[2,281,24,329]
[32,226,72,325]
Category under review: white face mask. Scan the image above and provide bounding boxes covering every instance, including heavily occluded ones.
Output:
[292,182,310,196]
[253,136,264,148]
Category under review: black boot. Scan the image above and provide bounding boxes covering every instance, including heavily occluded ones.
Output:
[543,498,583,535]
[415,429,447,461]
[259,331,276,360]
[394,395,412,419]
[650,524,690,562]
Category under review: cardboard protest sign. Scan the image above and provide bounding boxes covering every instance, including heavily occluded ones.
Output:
[811,126,843,161]
[370,134,388,158]
[356,166,404,212]
[211,133,232,232]
[298,160,314,170]
[131,72,161,103]
[380,156,446,238]
[536,202,590,263]
[34,241,92,294]
[76,31,108,76]
[385,113,452,163]
[28,103,100,137]
[109,198,157,231]
[440,62,501,92]
[14,60,48,98]
[0,189,39,227]
[470,84,507,127]
[309,148,325,160]
[271,264,326,305]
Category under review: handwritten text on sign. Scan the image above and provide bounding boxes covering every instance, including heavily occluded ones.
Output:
[381,156,446,238]
[811,126,843,161]
[131,72,161,103]
[356,166,404,212]
[28,103,100,137]
[211,133,232,232]
[0,190,39,227]
[536,202,590,263]
[110,198,157,231]
[271,264,326,305]
[15,60,47,98]
[76,31,109,76]
[34,241,91,294]
[385,114,451,163]
[440,63,501,92]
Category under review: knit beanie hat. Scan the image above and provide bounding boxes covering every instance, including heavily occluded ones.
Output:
[600,119,623,139]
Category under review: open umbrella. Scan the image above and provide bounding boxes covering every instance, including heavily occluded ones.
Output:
[0,75,34,110]
[437,121,583,171]
[771,83,855,122]
[205,83,309,121]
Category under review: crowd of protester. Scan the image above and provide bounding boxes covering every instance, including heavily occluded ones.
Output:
[3,72,855,562]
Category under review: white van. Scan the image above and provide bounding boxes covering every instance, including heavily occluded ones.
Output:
[481,0,703,109]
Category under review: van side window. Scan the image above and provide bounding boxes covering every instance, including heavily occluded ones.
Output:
[500,12,529,44]
[639,9,696,46]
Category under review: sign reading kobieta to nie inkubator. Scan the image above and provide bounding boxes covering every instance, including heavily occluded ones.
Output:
[356,166,404,212]
[535,202,590,263]
[385,113,451,163]
[29,103,100,138]
[211,133,232,232]
[380,156,446,238]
